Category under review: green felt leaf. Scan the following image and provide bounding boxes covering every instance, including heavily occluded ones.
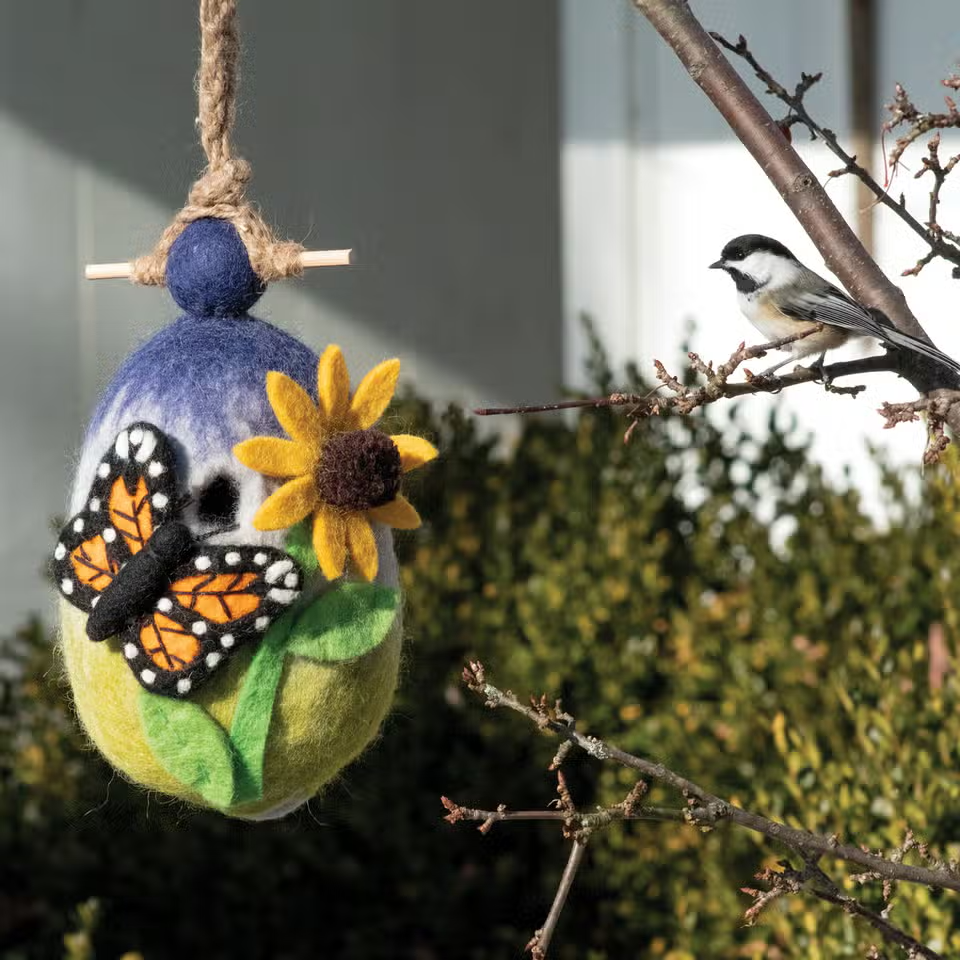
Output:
[285,519,319,575]
[139,689,237,809]
[286,582,400,662]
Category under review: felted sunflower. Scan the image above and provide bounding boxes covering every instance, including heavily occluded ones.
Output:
[234,346,436,582]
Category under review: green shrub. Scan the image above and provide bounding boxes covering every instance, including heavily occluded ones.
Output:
[2,349,959,958]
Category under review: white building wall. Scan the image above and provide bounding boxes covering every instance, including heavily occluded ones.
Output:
[562,0,960,502]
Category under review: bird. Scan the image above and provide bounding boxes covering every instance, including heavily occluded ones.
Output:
[709,233,960,378]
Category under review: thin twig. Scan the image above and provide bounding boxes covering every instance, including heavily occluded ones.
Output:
[441,796,693,830]
[461,662,960,894]
[710,32,960,278]
[526,839,590,960]
[476,330,901,432]
[745,860,945,960]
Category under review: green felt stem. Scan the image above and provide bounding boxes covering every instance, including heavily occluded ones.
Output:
[228,609,298,804]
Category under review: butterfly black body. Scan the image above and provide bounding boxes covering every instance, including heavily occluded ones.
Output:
[86,521,195,643]
[53,422,304,698]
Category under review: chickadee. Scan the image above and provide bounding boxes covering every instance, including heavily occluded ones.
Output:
[710,234,960,377]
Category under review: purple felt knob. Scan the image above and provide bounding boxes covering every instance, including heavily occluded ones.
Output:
[166,218,265,318]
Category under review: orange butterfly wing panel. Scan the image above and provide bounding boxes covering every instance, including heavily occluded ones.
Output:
[138,614,203,674]
[171,572,261,622]
[122,548,302,696]
[69,535,119,591]
[108,475,155,555]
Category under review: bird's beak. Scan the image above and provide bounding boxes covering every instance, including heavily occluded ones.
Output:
[708,259,725,270]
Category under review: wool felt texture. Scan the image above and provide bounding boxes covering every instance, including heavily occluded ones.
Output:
[61,583,402,818]
[166,218,265,318]
[234,346,437,583]
[62,315,405,818]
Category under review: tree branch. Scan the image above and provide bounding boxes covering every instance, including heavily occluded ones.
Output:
[743,860,944,959]
[461,662,960,895]
[476,330,924,442]
[526,839,589,960]
[629,0,960,407]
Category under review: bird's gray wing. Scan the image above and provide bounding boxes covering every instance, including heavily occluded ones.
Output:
[779,279,885,338]
[782,276,960,375]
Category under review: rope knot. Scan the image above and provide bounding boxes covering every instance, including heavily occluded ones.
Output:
[188,158,251,208]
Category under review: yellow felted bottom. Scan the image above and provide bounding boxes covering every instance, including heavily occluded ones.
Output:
[59,602,402,817]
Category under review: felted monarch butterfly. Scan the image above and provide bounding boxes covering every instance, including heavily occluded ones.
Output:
[52,422,303,698]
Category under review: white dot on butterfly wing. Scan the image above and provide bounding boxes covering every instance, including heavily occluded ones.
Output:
[206,652,222,669]
[254,552,268,566]
[90,596,99,608]
[156,597,173,612]
[129,427,143,445]
[54,543,66,560]
[284,572,299,589]
[265,559,293,584]
[225,552,241,565]
[141,669,156,685]
[148,460,165,478]
[220,634,235,648]
[73,518,85,533]
[152,493,169,509]
[176,678,192,695]
[103,527,117,543]
[194,555,212,571]
[268,588,298,604]
[97,462,110,478]
[123,643,138,660]
[191,621,207,636]
[134,430,158,463]
[114,430,130,460]
[255,616,270,631]
[89,498,101,512]
[60,579,74,595]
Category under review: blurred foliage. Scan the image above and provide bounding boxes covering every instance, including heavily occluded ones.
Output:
[4,338,960,958]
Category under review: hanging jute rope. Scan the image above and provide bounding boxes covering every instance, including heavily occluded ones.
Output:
[131,0,304,285]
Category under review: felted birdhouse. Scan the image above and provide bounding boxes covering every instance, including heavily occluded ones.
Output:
[53,1,436,819]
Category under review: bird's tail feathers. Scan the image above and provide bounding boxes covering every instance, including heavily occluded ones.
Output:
[876,322,960,376]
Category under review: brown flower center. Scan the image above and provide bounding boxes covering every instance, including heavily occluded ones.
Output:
[316,430,402,510]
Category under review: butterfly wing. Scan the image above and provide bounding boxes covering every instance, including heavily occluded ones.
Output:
[53,422,179,613]
[123,546,303,697]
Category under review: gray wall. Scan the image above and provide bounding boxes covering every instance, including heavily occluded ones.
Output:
[0,1,561,632]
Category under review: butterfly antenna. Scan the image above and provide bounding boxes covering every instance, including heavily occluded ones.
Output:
[197,524,240,542]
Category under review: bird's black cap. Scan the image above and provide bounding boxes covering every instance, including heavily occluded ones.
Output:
[717,234,799,264]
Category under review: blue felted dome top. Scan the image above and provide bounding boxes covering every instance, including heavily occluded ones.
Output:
[166,218,266,318]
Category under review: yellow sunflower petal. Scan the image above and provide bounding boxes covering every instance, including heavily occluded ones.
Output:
[317,345,351,425]
[367,495,422,530]
[233,436,317,478]
[346,514,379,581]
[313,505,347,581]
[348,358,400,430]
[252,474,319,531]
[389,434,438,474]
[266,371,322,452]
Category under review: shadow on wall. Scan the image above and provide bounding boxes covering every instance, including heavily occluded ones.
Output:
[0,0,562,404]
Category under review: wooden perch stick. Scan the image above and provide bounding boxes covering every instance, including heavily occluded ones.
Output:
[85,248,354,280]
